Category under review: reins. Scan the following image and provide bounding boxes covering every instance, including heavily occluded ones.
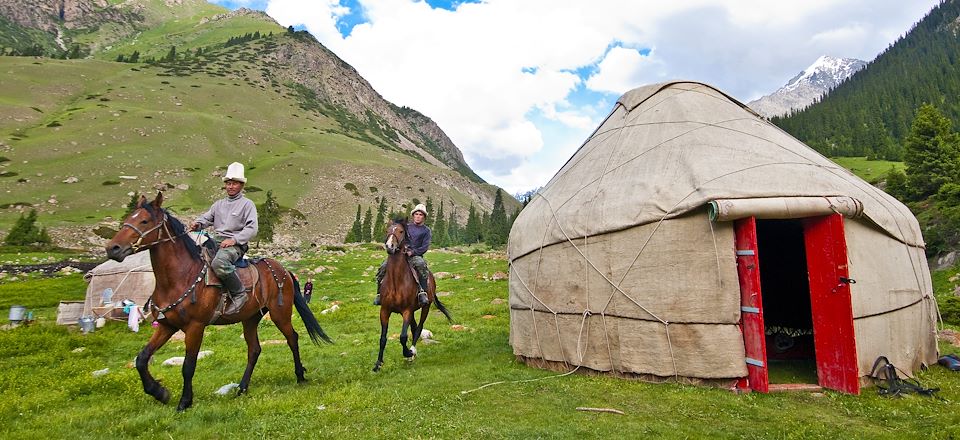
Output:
[121,213,189,252]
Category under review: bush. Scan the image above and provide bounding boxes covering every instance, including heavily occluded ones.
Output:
[5,210,52,246]
[939,295,960,325]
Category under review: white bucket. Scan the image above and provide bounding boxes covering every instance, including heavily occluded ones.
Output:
[9,305,25,323]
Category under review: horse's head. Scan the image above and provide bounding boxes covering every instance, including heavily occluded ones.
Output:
[384,218,408,255]
[106,191,168,262]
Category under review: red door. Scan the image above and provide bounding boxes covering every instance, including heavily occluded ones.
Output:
[803,214,860,394]
[734,217,769,393]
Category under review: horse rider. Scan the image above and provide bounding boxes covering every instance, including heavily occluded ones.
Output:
[374,203,432,307]
[189,162,258,315]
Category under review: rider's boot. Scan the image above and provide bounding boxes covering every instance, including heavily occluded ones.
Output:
[416,275,429,307]
[222,271,248,315]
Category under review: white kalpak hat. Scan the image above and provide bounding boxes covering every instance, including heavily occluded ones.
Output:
[411,203,427,216]
[222,162,247,183]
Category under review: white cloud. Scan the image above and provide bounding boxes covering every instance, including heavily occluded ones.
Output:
[257,0,941,193]
[586,46,667,95]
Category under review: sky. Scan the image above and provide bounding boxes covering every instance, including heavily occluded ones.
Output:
[210,0,940,195]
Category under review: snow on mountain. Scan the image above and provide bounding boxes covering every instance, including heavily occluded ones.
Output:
[748,55,866,118]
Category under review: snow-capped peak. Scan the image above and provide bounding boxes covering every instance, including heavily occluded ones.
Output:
[748,55,867,118]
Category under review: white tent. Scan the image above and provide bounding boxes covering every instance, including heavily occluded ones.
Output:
[82,251,154,320]
[508,81,937,394]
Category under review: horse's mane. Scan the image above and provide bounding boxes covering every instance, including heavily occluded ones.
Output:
[142,203,201,261]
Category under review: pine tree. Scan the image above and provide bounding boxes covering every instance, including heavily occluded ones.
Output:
[258,190,281,243]
[487,190,508,246]
[361,207,373,242]
[464,204,480,244]
[433,200,447,247]
[347,204,362,243]
[126,193,140,213]
[164,46,177,63]
[903,103,960,200]
[447,208,460,245]
[374,197,387,240]
[5,209,51,246]
[424,197,434,228]
[129,51,140,63]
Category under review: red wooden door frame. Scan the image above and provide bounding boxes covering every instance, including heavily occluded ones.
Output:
[803,214,860,394]
[734,217,769,393]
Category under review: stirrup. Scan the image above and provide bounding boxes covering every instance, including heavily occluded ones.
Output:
[373,294,381,306]
[417,290,429,306]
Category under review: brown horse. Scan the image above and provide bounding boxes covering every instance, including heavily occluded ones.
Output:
[106,192,331,411]
[373,219,452,372]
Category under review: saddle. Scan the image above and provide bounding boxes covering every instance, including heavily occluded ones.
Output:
[201,246,260,291]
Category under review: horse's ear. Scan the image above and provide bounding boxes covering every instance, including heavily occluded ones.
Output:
[136,194,148,208]
[152,191,164,208]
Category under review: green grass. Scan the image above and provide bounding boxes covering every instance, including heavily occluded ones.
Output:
[2,247,960,439]
[830,156,905,183]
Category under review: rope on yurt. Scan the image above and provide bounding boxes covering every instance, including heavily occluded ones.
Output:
[534,191,679,378]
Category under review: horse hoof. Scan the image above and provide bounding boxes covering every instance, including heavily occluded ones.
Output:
[297,377,308,384]
[236,387,247,396]
[156,387,171,405]
[176,401,192,412]
[372,363,382,372]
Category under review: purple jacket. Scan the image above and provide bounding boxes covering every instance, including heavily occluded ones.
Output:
[406,222,431,256]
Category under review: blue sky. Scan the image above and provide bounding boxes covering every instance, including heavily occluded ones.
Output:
[210,0,939,194]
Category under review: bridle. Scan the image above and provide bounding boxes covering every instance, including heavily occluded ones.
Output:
[120,210,183,253]
[384,223,407,255]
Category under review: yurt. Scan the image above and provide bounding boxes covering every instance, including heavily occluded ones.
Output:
[82,250,154,320]
[508,81,938,394]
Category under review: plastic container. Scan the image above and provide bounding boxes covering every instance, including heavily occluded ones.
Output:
[9,305,25,323]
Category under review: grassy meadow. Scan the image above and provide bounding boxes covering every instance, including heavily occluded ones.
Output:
[829,156,904,184]
[1,246,960,439]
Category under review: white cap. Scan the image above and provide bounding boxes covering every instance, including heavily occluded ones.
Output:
[222,162,246,183]
[411,203,427,216]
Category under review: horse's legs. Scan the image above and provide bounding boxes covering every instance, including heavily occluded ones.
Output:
[373,307,389,372]
[412,304,431,347]
[136,321,177,404]
[176,322,206,412]
[273,308,306,383]
[400,309,414,359]
[238,316,263,394]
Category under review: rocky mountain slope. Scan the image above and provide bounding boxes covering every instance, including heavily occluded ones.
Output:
[0,0,513,248]
[748,55,866,118]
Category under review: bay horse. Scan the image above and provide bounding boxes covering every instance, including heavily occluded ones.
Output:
[374,218,452,372]
[106,192,331,411]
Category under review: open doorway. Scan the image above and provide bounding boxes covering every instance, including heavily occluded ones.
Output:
[755,219,818,385]
[735,214,859,394]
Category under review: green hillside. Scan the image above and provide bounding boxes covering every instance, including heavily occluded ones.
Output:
[773,0,960,160]
[0,38,501,241]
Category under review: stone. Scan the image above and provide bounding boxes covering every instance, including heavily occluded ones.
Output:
[62,176,79,183]
[491,271,508,281]
[490,298,505,305]
[936,251,958,270]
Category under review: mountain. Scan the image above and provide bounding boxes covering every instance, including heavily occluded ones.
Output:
[0,0,514,247]
[748,55,866,118]
[772,0,960,160]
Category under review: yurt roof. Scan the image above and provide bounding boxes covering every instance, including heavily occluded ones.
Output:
[509,81,922,260]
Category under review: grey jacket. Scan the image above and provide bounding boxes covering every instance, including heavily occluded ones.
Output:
[194,193,258,245]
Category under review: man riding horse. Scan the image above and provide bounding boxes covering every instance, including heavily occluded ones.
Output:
[374,203,431,307]
[189,162,258,315]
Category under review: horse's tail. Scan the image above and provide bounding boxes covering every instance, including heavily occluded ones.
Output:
[433,294,453,323]
[290,270,333,344]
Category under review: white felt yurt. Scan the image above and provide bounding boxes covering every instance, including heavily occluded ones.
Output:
[82,250,154,320]
[508,81,938,393]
